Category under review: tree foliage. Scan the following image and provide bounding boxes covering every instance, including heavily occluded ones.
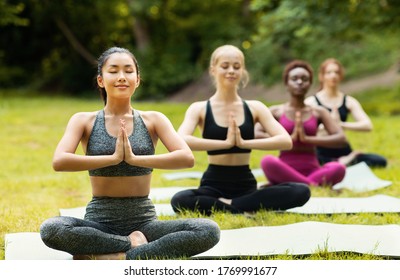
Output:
[247,0,400,84]
[0,0,399,99]
[0,0,29,27]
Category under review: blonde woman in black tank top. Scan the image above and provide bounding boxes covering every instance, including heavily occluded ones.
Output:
[171,45,311,215]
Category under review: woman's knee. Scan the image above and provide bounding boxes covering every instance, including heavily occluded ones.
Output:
[260,155,277,169]
[171,190,196,212]
[359,154,387,168]
[260,156,282,177]
[40,217,66,247]
[197,219,220,247]
[297,184,311,204]
[282,182,311,205]
[337,164,346,181]
[326,162,346,181]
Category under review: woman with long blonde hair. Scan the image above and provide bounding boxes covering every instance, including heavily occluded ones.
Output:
[171,45,310,215]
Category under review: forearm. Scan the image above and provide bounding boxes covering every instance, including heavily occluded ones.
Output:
[52,153,120,172]
[341,121,372,132]
[126,150,195,170]
[183,135,233,152]
[303,134,346,148]
[240,135,292,151]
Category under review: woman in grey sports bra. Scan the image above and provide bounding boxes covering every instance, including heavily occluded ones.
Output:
[39,47,220,260]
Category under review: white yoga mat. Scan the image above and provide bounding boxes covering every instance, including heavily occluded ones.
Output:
[162,171,203,180]
[149,186,196,201]
[333,162,392,192]
[59,206,86,219]
[287,194,400,214]
[194,222,400,258]
[60,194,400,218]
[156,194,400,215]
[5,222,400,260]
[155,195,400,216]
[4,232,73,260]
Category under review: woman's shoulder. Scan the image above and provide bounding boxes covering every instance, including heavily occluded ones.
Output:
[62,111,99,134]
[245,99,282,109]
[136,109,165,119]
[244,99,269,110]
[311,104,329,118]
[189,100,208,108]
[305,93,319,106]
[182,100,208,116]
[269,103,285,116]
[69,111,99,123]
[345,94,361,105]
[246,99,283,119]
[137,110,180,126]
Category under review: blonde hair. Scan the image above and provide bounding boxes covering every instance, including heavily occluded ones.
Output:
[209,45,249,88]
[318,58,345,89]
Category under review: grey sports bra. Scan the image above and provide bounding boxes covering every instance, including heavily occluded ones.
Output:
[86,110,154,176]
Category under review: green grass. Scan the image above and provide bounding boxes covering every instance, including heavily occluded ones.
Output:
[0,87,399,260]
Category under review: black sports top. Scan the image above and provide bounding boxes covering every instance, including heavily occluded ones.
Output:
[202,100,254,155]
[86,110,154,176]
[314,95,349,122]
[314,95,352,157]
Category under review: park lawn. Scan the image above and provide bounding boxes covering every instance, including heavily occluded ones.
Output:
[0,93,399,260]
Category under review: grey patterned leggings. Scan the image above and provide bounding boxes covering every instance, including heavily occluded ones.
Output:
[40,196,220,259]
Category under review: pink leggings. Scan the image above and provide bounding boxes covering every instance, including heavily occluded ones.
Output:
[261,153,345,187]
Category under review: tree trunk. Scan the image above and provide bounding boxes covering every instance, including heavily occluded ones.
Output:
[54,18,97,65]
[126,0,150,52]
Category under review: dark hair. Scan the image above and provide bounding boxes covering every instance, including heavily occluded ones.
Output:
[96,47,139,105]
[282,60,314,85]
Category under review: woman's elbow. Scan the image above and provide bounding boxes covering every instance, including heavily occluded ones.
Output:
[52,155,67,171]
[52,158,63,171]
[284,139,293,150]
[335,132,347,146]
[365,122,373,131]
[178,150,195,168]
[339,134,347,145]
[186,153,195,168]
[357,120,373,132]
[280,136,293,150]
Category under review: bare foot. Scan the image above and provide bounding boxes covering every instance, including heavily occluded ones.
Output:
[73,252,126,260]
[73,231,147,260]
[218,197,232,205]
[129,231,148,248]
[338,151,362,166]
[257,182,271,189]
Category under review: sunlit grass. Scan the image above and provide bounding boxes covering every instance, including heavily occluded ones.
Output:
[0,89,399,260]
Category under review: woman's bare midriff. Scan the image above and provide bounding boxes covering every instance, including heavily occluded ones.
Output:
[208,153,251,166]
[90,174,152,197]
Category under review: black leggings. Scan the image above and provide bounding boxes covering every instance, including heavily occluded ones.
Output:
[40,196,220,259]
[317,144,387,168]
[171,164,311,215]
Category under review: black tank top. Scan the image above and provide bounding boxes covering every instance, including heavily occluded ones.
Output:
[314,95,352,157]
[314,95,349,122]
[202,100,254,155]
